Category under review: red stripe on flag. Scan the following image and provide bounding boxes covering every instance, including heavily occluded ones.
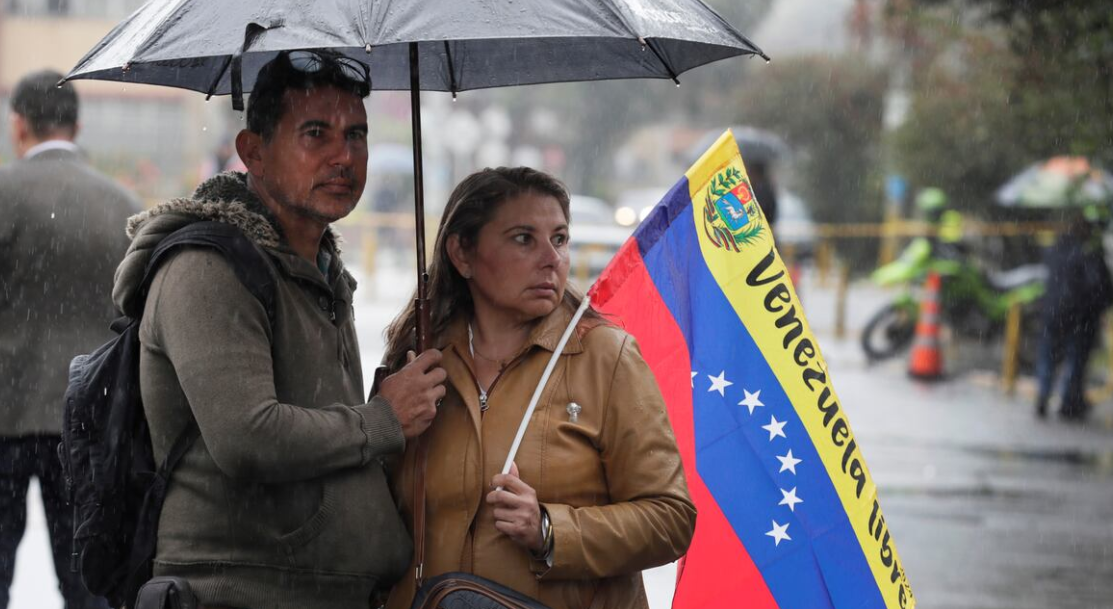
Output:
[593,243,778,609]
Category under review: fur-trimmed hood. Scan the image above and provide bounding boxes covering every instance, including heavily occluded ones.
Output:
[113,171,342,315]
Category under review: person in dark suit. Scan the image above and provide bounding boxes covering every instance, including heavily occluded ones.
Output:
[0,69,138,609]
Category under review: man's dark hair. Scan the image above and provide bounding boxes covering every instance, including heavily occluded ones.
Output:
[10,69,79,138]
[247,51,371,141]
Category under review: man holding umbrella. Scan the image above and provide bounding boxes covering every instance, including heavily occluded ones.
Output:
[114,51,445,607]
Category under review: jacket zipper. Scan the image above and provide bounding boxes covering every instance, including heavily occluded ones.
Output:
[471,352,526,413]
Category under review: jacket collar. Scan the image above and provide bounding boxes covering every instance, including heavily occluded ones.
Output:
[127,171,344,256]
[23,142,83,163]
[114,172,351,315]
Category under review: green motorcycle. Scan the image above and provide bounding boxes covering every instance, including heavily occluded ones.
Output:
[861,238,1047,361]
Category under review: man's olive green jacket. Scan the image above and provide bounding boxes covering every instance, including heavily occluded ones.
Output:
[113,172,410,609]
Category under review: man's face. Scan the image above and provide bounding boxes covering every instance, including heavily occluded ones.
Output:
[252,85,368,223]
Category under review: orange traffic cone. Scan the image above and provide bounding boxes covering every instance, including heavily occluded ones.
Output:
[908,271,944,380]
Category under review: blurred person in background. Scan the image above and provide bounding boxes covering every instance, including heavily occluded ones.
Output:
[915,187,965,252]
[0,69,139,609]
[747,160,778,227]
[1035,208,1113,420]
[382,167,695,609]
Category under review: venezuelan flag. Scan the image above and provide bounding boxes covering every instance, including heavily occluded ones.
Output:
[589,132,915,609]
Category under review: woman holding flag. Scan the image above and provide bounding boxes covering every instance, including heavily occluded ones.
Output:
[382,167,695,608]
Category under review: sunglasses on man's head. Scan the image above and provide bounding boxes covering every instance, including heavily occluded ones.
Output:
[286,50,372,89]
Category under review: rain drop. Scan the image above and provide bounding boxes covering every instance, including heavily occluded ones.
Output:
[50,212,55,219]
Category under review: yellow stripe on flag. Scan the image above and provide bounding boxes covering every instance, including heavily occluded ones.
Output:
[685,131,915,609]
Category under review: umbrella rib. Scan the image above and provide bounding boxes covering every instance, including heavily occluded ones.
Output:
[204,55,234,100]
[444,41,458,98]
[643,38,680,85]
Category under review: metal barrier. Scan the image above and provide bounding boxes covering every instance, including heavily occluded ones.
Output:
[1089,320,1113,403]
[1001,303,1023,396]
[834,263,850,340]
[809,219,1063,286]
[796,219,1069,399]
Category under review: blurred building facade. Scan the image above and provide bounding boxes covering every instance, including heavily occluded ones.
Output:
[0,0,226,202]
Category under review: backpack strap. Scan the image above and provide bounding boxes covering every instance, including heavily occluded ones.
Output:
[123,221,278,602]
[160,421,200,479]
[140,220,277,322]
[137,219,279,470]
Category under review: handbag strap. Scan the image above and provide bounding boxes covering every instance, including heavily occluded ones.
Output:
[413,435,429,590]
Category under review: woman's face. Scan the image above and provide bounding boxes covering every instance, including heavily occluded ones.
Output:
[453,191,571,325]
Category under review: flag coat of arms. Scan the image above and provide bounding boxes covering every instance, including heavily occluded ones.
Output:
[589,132,915,609]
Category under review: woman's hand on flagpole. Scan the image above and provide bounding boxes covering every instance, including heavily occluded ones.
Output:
[488,462,543,552]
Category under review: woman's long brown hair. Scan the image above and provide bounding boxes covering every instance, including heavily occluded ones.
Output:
[382,166,601,373]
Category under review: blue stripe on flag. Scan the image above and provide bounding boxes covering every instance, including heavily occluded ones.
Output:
[633,183,886,609]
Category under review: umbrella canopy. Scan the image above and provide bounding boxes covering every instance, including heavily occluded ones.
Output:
[686,124,788,166]
[66,0,767,352]
[66,0,767,97]
[995,156,1113,208]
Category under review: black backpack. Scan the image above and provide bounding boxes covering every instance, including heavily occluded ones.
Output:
[59,221,276,608]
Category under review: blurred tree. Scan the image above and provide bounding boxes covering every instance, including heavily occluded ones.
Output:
[883,0,1113,215]
[733,55,888,227]
[888,30,1030,215]
[489,0,773,197]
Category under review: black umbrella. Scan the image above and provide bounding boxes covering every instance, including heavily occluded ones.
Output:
[686,125,788,166]
[64,0,768,350]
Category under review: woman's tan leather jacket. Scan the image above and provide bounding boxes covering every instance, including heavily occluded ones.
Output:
[388,301,696,609]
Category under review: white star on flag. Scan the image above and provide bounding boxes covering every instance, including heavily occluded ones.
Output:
[779,487,803,512]
[761,415,787,441]
[691,371,698,388]
[707,371,733,397]
[776,449,802,474]
[766,520,792,546]
[738,389,764,415]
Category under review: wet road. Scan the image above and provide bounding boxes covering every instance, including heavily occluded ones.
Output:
[832,345,1113,609]
[805,271,1113,609]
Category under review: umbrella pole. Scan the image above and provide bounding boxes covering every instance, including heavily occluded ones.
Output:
[410,42,432,353]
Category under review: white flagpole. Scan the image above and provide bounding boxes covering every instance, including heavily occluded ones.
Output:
[499,295,592,479]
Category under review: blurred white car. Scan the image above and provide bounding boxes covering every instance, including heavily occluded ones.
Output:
[773,190,816,258]
[614,187,670,227]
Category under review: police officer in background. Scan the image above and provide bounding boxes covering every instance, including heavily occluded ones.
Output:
[915,187,965,252]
